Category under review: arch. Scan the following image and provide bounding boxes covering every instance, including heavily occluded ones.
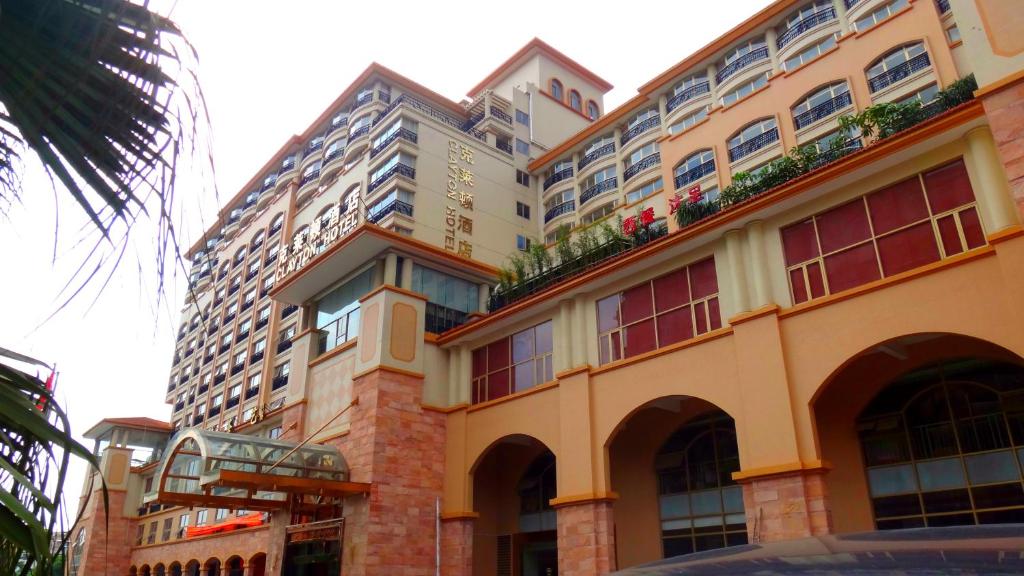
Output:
[569,89,582,112]
[549,78,564,101]
[129,566,138,576]
[139,565,151,576]
[247,553,267,576]
[225,556,244,576]
[184,560,201,576]
[317,203,336,221]
[169,562,182,576]
[203,558,221,576]
[269,212,285,234]
[249,230,265,249]
[727,116,776,145]
[673,148,715,175]
[587,100,600,121]
[153,563,166,576]
[233,246,246,264]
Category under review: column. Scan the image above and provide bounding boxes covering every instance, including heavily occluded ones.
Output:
[440,517,474,576]
[571,295,588,368]
[980,80,1024,221]
[555,500,616,575]
[707,63,719,99]
[399,256,414,290]
[832,0,850,35]
[459,345,472,404]
[964,126,1018,232]
[764,29,781,74]
[724,229,750,314]
[477,283,490,313]
[447,347,460,405]
[557,300,573,372]
[383,252,398,286]
[744,220,774,309]
[657,94,668,122]
[736,467,832,543]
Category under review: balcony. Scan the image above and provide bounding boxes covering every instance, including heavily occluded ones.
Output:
[328,116,348,135]
[277,338,293,354]
[794,91,853,130]
[272,374,289,391]
[674,159,716,189]
[228,284,240,296]
[203,353,214,365]
[227,396,240,409]
[368,163,415,193]
[348,124,370,142]
[367,199,413,224]
[207,323,218,336]
[213,296,223,308]
[231,362,245,376]
[260,175,278,192]
[219,343,230,355]
[198,382,210,395]
[777,7,836,50]
[260,286,272,298]
[242,299,254,312]
[245,386,260,400]
[489,106,513,125]
[496,139,513,155]
[208,405,221,418]
[265,253,277,267]
[251,350,265,364]
[236,330,250,342]
[355,91,373,107]
[282,304,298,318]
[213,374,225,386]
[578,142,615,171]
[299,168,321,187]
[255,317,269,331]
[868,53,931,93]
[716,46,770,84]
[623,153,661,182]
[580,177,617,206]
[424,302,469,334]
[270,222,282,236]
[174,401,185,412]
[193,414,205,424]
[543,167,574,192]
[544,201,575,224]
[373,93,488,143]
[728,129,779,162]
[620,115,660,146]
[245,269,258,283]
[936,0,950,13]
[223,310,236,323]
[324,145,345,163]
[370,127,418,159]
[666,82,711,113]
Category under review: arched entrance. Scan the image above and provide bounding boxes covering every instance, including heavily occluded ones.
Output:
[140,565,151,576]
[203,558,221,576]
[154,563,166,576]
[472,435,557,576]
[169,562,182,576]
[813,333,1024,534]
[607,396,745,568]
[225,556,243,576]
[184,560,200,576]
[247,553,266,576]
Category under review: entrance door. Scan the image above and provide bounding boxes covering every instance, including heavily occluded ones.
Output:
[283,539,341,576]
[519,531,557,576]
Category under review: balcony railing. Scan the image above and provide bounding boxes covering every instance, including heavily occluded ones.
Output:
[674,159,716,189]
[666,82,711,113]
[793,91,853,130]
[349,124,370,141]
[299,169,321,187]
[580,177,617,206]
[174,401,185,412]
[620,115,660,146]
[936,0,950,13]
[193,414,204,424]
[231,362,245,376]
[208,405,221,418]
[251,350,265,364]
[277,338,293,353]
[219,343,230,355]
[324,146,345,163]
[496,139,513,155]
[255,317,269,331]
[424,302,469,334]
[242,299,254,311]
[199,382,210,394]
[543,167,574,191]
[544,200,575,224]
[245,386,260,400]
[245,269,258,282]
[489,106,513,125]
[236,330,250,342]
[272,374,289,391]
[371,93,488,143]
[716,46,770,83]
[844,0,863,8]
[368,163,415,193]
[728,128,779,162]
[203,354,214,365]
[355,92,373,107]
[261,176,277,192]
[777,8,836,49]
[369,127,418,159]
[226,396,240,409]
[578,142,615,171]
[367,199,414,224]
[868,53,931,93]
[282,304,298,318]
[623,153,661,182]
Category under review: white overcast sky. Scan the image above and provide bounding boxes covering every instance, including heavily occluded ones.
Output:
[0,0,772,506]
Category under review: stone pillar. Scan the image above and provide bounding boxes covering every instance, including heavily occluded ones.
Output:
[764,29,781,74]
[832,0,850,34]
[724,229,749,314]
[383,253,398,286]
[657,94,668,122]
[400,257,414,290]
[440,517,474,576]
[736,468,832,543]
[964,125,1018,232]
[556,300,574,372]
[555,500,616,576]
[744,220,774,309]
[477,283,490,313]
[459,346,472,403]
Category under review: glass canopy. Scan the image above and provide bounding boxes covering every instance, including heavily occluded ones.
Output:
[156,429,369,511]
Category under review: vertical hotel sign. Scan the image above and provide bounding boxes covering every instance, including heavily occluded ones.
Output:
[445,139,474,258]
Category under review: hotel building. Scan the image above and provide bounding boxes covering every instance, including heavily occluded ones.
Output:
[70,1,1024,575]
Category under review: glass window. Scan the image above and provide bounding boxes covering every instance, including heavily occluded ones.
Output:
[515,109,530,126]
[723,38,767,65]
[581,166,617,191]
[668,106,709,135]
[550,79,563,100]
[516,139,530,155]
[783,33,837,72]
[793,82,850,117]
[626,177,664,204]
[854,0,908,32]
[316,267,375,354]
[728,118,777,150]
[471,321,554,403]
[867,42,926,81]
[411,265,479,314]
[196,510,208,525]
[627,108,659,130]
[569,90,582,112]
[625,142,659,169]
[372,117,417,149]
[587,101,600,120]
[946,25,961,44]
[582,201,617,225]
[369,152,414,183]
[584,135,615,157]
[720,72,769,107]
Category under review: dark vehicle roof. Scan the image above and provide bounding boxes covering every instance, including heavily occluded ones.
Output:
[616,525,1024,575]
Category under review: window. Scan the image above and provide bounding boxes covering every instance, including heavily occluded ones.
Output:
[196,509,208,525]
[373,117,417,149]
[854,0,907,32]
[675,150,716,188]
[411,265,479,315]
[262,275,275,291]
[624,142,659,171]
[247,260,260,277]
[243,288,256,305]
[792,82,851,129]
[135,524,144,546]
[162,518,172,541]
[253,338,266,355]
[516,169,530,187]
[281,324,296,341]
[258,306,271,323]
[269,426,283,439]
[728,118,778,161]
[370,152,415,184]
[516,201,531,220]
[550,79,563,100]
[516,235,530,252]
[215,363,227,377]
[867,43,927,93]
[720,72,769,107]
[392,225,413,236]
[545,223,574,245]
[226,302,238,317]
[515,109,530,126]
[147,521,157,544]
[668,106,709,135]
[723,38,767,66]
[215,508,228,521]
[569,90,582,112]
[248,373,261,391]
[783,33,837,72]
[270,213,285,233]
[238,319,252,336]
[228,383,241,399]
[316,267,374,354]
[898,83,939,106]
[543,189,574,214]
[178,513,189,538]
[597,258,721,365]
[946,24,961,44]
[584,135,614,157]
[626,177,664,204]
[350,114,372,133]
[234,247,246,265]
[471,320,553,403]
[211,394,224,409]
[582,202,617,225]
[781,0,832,31]
[516,138,530,155]
[782,159,984,305]
[627,108,659,130]
[220,333,232,347]
[233,351,246,367]
[587,101,600,121]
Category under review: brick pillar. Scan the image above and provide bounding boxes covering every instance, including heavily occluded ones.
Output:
[77,489,132,576]
[555,500,616,576]
[981,78,1024,219]
[738,469,832,543]
[440,517,474,576]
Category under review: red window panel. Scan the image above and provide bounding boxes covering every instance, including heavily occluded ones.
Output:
[790,268,809,304]
[472,348,487,378]
[620,283,653,325]
[487,369,510,401]
[781,219,819,266]
[816,199,871,254]
[653,268,689,313]
[936,215,964,257]
[487,340,509,373]
[807,262,827,299]
[960,207,985,249]
[656,306,694,346]
[708,297,722,331]
[923,160,974,214]
[876,222,940,276]
[472,321,554,404]
[823,243,880,293]
[694,302,709,334]
[867,178,929,235]
[623,319,657,357]
[689,258,719,300]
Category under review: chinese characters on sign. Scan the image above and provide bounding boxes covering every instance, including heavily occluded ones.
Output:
[274,190,361,282]
[668,184,703,215]
[622,206,656,235]
[445,139,474,258]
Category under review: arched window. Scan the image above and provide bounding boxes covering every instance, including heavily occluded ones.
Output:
[233,247,246,266]
[727,118,779,162]
[587,100,600,121]
[550,79,564,101]
[792,81,851,129]
[867,42,929,93]
[674,149,716,188]
[569,89,582,112]
[250,230,265,249]
[269,213,284,235]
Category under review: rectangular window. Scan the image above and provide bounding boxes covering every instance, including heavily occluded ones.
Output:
[516,235,531,252]
[516,169,530,187]
[515,109,530,126]
[516,201,531,219]
[136,525,144,546]
[596,258,721,365]
[162,518,172,541]
[471,320,554,404]
[316,267,375,355]
[196,510,208,526]
[147,521,157,544]
[782,159,984,305]
[516,138,530,155]
[215,508,228,521]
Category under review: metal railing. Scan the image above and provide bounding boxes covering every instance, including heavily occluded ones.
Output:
[580,177,617,205]
[868,53,930,93]
[543,167,574,191]
[674,159,716,189]
[354,92,373,107]
[368,163,415,193]
[282,304,298,317]
[544,200,575,223]
[324,146,345,163]
[277,338,292,353]
[348,124,370,141]
[489,106,513,124]
[367,199,414,224]
[272,374,289,390]
[666,82,711,113]
[496,139,513,154]
[793,91,853,129]
[728,128,779,162]
[777,8,836,49]
[620,115,660,146]
[623,153,661,181]
[245,386,260,400]
[369,127,418,159]
[716,46,770,83]
[424,302,469,334]
[936,0,950,13]
[578,142,615,171]
[371,93,488,142]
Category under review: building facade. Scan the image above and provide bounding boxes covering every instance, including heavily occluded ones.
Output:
[71,0,1024,574]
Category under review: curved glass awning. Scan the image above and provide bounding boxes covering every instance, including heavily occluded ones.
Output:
[155,429,369,511]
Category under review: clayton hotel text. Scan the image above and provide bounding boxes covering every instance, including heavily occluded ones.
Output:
[69,1,1024,574]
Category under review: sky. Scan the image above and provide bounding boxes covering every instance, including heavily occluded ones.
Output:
[0,0,773,509]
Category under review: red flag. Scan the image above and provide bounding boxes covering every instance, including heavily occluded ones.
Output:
[36,371,55,411]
